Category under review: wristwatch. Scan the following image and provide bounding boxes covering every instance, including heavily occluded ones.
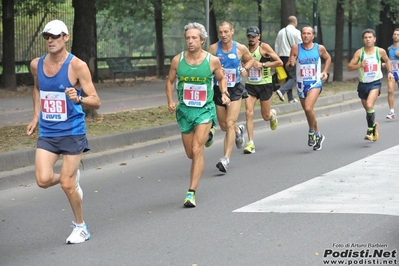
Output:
[78,96,84,104]
[223,91,230,97]
[262,63,266,68]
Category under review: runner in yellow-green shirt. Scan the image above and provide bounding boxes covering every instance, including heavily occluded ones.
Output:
[243,26,282,154]
[348,28,393,141]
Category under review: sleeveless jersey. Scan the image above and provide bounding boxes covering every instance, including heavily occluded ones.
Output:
[37,53,86,137]
[389,45,399,78]
[246,43,272,85]
[214,41,241,87]
[358,47,382,83]
[295,43,322,89]
[176,51,214,107]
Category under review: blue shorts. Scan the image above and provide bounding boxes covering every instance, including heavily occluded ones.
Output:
[393,72,399,82]
[37,135,90,155]
[357,79,381,100]
[296,80,323,99]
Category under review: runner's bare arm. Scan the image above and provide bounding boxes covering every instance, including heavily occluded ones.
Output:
[68,57,101,109]
[27,58,40,136]
[347,49,362,71]
[239,43,255,70]
[261,43,283,68]
[319,45,331,81]
[286,44,298,70]
[380,48,394,80]
[166,54,179,113]
[207,43,218,56]
[211,55,230,105]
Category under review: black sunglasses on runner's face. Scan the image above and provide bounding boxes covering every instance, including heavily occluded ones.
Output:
[42,33,63,40]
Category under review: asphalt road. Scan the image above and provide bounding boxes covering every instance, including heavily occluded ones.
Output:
[1,103,398,266]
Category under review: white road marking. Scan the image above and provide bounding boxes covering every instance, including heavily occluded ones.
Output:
[234,145,399,216]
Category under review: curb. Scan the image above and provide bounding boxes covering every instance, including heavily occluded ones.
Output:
[0,90,394,190]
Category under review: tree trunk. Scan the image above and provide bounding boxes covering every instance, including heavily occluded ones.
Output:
[280,0,296,29]
[153,0,165,78]
[257,0,262,34]
[348,0,353,60]
[209,0,218,45]
[72,0,98,118]
[2,0,17,91]
[333,0,344,82]
[376,1,394,51]
[317,15,323,45]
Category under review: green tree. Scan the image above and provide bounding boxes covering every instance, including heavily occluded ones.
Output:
[97,0,170,78]
[376,0,399,51]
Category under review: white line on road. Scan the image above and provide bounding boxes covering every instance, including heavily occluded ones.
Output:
[234,145,399,216]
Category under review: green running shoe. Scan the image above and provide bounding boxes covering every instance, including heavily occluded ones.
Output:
[183,191,196,207]
[270,109,278,130]
[243,142,255,154]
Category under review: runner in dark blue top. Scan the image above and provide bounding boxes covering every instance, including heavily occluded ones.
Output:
[27,19,101,244]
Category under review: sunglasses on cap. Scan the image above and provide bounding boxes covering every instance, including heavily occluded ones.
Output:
[42,33,65,40]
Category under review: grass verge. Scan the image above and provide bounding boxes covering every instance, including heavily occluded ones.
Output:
[0,79,360,153]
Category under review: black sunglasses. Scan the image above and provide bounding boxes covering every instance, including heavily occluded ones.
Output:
[42,33,64,40]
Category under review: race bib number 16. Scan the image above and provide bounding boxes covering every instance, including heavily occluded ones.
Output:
[183,83,207,107]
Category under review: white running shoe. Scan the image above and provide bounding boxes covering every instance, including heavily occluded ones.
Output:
[66,221,91,244]
[76,170,83,200]
[216,156,229,173]
[386,112,396,119]
[276,90,284,101]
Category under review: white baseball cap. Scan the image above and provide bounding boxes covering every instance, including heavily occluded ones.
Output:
[40,20,69,35]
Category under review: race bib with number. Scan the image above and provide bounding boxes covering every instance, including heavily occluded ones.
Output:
[363,63,378,74]
[215,68,237,87]
[183,83,207,107]
[248,67,262,82]
[40,91,67,121]
[300,64,316,81]
[392,59,399,72]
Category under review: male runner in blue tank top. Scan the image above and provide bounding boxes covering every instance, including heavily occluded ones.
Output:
[384,28,399,119]
[286,26,331,151]
[26,20,101,244]
[208,20,255,173]
[348,28,393,141]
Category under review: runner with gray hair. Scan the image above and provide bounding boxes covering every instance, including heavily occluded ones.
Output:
[166,22,230,207]
[184,22,208,40]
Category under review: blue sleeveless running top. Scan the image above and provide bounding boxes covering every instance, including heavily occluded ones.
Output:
[37,53,86,137]
[295,43,322,89]
[213,41,242,87]
[389,45,399,79]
